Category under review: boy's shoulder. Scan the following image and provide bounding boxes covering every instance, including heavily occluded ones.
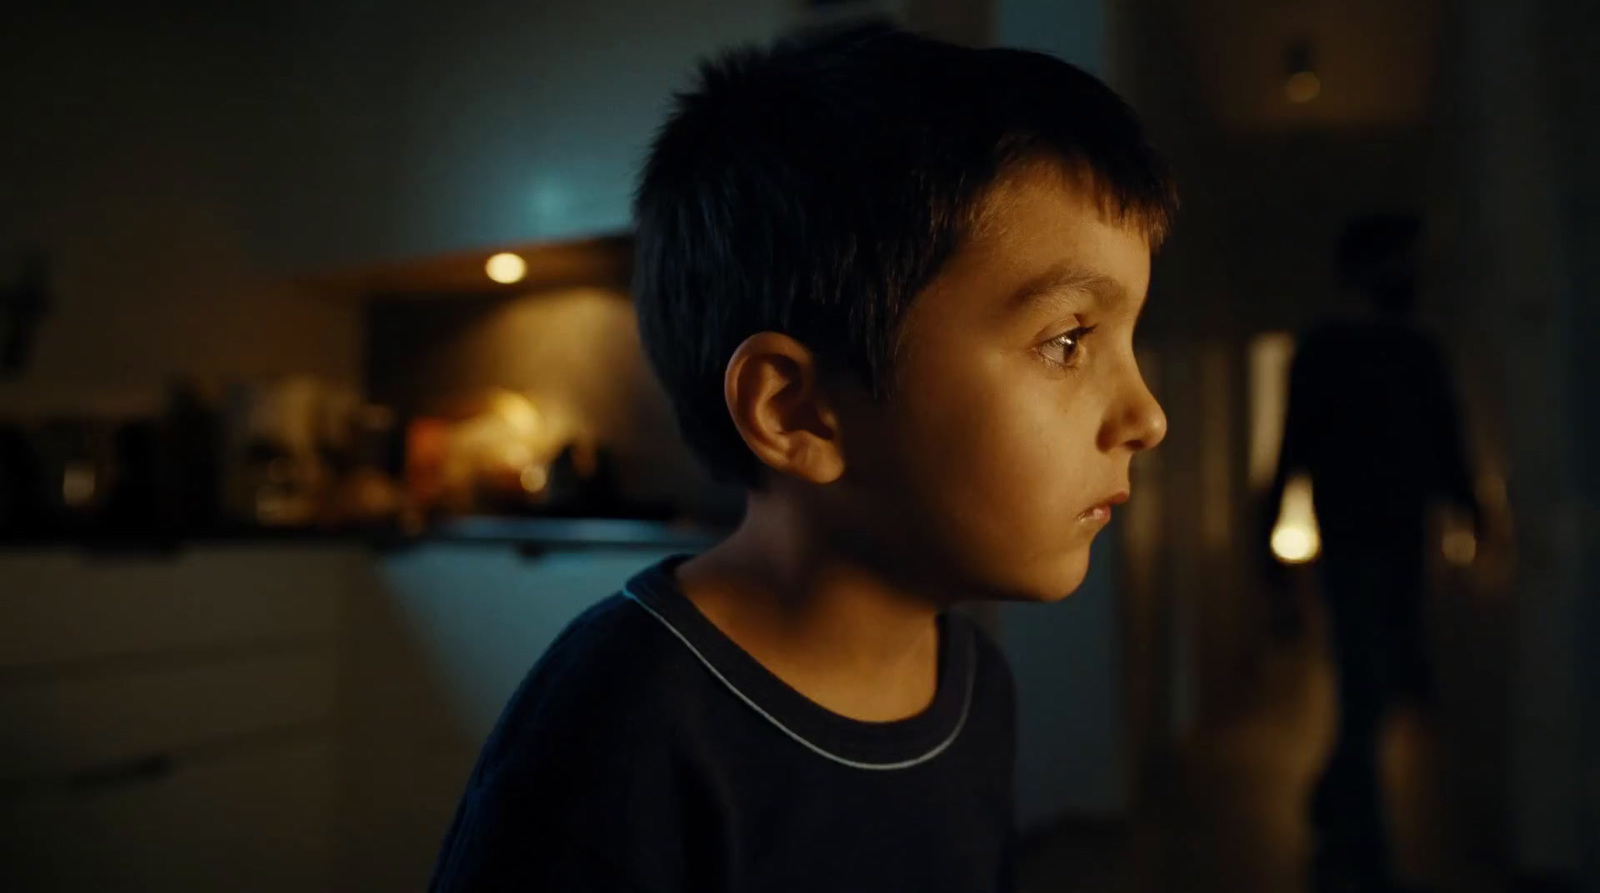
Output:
[432,576,727,891]
[477,587,705,772]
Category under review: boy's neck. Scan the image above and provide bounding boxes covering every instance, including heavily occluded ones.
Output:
[675,498,946,723]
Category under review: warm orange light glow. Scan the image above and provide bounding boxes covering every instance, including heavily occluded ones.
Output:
[1286,71,1322,104]
[1441,506,1478,567]
[499,442,532,469]
[1272,473,1321,564]
[485,252,527,284]
[490,390,542,437]
[520,464,549,493]
[1443,529,1477,566]
[62,462,96,507]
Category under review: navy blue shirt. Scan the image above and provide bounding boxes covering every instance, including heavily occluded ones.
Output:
[429,556,1018,892]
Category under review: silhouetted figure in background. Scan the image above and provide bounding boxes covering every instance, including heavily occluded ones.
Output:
[1268,213,1480,893]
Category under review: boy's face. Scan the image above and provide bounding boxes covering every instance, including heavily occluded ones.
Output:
[836,160,1166,603]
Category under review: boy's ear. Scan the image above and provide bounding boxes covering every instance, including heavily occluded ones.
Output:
[723,332,845,485]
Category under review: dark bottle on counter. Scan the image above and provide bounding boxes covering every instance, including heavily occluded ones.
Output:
[103,418,173,539]
[322,404,403,527]
[164,379,223,533]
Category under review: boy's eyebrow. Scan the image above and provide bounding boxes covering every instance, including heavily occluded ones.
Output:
[1010,260,1128,313]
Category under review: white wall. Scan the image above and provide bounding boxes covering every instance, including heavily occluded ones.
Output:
[0,5,363,417]
[252,0,792,270]
[1002,535,1130,825]
[996,0,1102,72]
[1451,0,1574,876]
[1435,0,1595,880]
[1544,1,1600,885]
[1,0,797,417]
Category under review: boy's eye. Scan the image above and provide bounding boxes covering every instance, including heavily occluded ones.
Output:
[1042,325,1097,367]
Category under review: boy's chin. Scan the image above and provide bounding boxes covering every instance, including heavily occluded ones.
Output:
[978,548,1092,604]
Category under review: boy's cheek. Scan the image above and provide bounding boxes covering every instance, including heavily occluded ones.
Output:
[885,352,1101,527]
[868,412,1102,602]
[930,415,1096,536]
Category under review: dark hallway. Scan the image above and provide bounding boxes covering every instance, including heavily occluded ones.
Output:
[1021,575,1512,893]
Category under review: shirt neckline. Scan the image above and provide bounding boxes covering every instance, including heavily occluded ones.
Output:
[622,554,975,771]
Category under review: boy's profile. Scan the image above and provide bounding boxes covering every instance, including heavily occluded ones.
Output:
[429,24,1173,893]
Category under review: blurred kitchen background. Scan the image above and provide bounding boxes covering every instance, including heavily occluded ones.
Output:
[1,0,1594,891]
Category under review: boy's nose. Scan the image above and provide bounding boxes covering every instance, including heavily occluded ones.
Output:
[1101,370,1167,453]
[1128,395,1168,452]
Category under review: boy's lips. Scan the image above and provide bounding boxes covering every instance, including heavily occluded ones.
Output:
[1077,490,1130,523]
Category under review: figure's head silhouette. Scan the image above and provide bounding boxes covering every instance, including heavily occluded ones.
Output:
[1338,212,1421,316]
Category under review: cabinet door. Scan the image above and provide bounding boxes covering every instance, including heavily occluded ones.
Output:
[0,547,355,893]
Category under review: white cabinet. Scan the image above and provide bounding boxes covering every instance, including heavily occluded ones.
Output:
[0,547,354,893]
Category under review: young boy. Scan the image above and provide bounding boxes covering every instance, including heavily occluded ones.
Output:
[429,24,1173,893]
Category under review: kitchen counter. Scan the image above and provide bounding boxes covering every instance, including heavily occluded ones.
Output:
[0,516,727,555]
